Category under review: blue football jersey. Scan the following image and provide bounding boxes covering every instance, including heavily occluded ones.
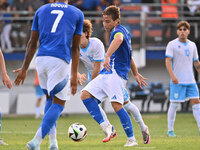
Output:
[100,24,132,80]
[31,2,84,63]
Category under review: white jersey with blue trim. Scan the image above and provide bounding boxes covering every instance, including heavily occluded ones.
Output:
[80,37,105,80]
[165,38,199,84]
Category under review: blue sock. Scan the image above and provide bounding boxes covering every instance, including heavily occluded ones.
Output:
[44,98,53,114]
[116,108,134,138]
[82,98,104,124]
[41,103,63,138]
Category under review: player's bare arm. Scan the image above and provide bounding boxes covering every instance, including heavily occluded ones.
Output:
[14,31,39,86]
[165,57,178,84]
[104,33,123,71]
[71,34,81,95]
[91,61,101,80]
[194,60,200,73]
[130,57,147,89]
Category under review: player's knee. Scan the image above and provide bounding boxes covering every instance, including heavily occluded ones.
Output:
[123,99,130,105]
[81,90,92,100]
[112,102,123,112]
[170,102,179,109]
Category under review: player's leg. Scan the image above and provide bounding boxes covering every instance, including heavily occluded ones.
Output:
[98,104,110,125]
[81,91,112,137]
[167,83,186,137]
[27,96,65,150]
[188,84,200,135]
[167,102,179,137]
[27,56,69,150]
[191,99,200,135]
[124,100,150,144]
[123,88,150,143]
[81,75,115,142]
[35,85,44,119]
[98,103,117,138]
[107,74,137,146]
[112,102,137,146]
[44,95,58,150]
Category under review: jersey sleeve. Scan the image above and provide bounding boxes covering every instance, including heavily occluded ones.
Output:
[31,9,39,31]
[165,42,173,58]
[193,43,199,61]
[93,39,105,62]
[74,10,84,35]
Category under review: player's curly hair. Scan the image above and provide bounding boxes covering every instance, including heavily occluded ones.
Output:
[83,19,93,39]
[102,5,120,22]
[177,21,190,30]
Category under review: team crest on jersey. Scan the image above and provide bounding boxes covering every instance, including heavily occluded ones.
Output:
[184,49,190,56]
[174,93,178,99]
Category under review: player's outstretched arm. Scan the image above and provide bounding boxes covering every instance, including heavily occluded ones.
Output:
[0,49,12,89]
[130,57,147,89]
[14,31,39,86]
[71,34,81,95]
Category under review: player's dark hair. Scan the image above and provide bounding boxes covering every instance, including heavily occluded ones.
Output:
[102,5,120,22]
[83,19,92,39]
[177,21,190,30]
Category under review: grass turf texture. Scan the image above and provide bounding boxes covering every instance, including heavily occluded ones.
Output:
[0,113,200,150]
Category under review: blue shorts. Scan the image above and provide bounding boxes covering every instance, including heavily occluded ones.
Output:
[35,85,45,98]
[170,83,199,102]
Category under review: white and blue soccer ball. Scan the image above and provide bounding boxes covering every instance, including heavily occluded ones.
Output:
[68,123,87,142]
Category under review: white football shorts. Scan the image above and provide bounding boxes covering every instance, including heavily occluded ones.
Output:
[82,71,127,104]
[35,56,71,101]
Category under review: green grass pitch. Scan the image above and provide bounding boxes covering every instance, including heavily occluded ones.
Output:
[0,113,200,150]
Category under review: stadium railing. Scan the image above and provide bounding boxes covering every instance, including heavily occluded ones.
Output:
[0,2,199,60]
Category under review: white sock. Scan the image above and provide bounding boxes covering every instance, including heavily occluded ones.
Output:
[192,103,200,131]
[128,136,136,141]
[49,125,57,145]
[100,121,109,131]
[99,105,111,125]
[35,107,41,117]
[33,127,43,144]
[124,101,146,131]
[168,102,179,132]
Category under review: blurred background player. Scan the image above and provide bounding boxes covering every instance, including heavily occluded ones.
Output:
[165,21,200,137]
[34,69,45,119]
[0,47,12,145]
[78,19,150,145]
[13,0,84,150]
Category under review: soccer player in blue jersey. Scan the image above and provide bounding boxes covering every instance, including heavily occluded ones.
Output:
[79,19,150,145]
[14,0,84,150]
[81,5,150,146]
[166,21,200,137]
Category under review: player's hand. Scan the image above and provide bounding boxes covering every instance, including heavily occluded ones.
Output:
[70,76,78,95]
[103,56,111,72]
[13,68,27,86]
[134,73,148,89]
[78,73,87,85]
[172,76,179,84]
[2,74,12,89]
